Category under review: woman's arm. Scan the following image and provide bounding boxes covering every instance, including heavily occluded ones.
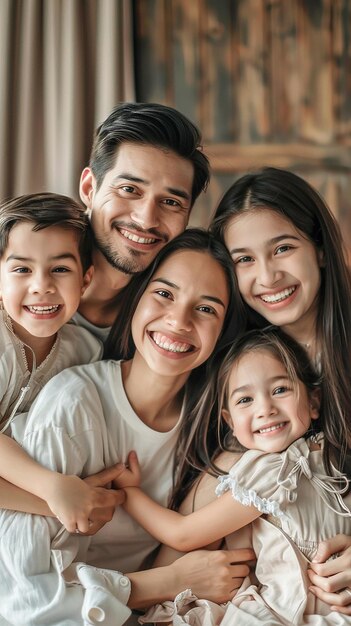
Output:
[127,548,254,608]
[308,534,351,615]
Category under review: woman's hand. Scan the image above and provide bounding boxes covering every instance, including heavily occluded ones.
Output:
[308,534,351,615]
[171,548,254,603]
[47,464,125,535]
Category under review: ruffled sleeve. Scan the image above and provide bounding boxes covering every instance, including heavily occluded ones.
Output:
[215,437,351,519]
[215,446,289,519]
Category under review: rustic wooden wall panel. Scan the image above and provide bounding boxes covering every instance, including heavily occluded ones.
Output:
[134,0,351,251]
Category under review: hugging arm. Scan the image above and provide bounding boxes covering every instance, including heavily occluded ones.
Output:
[116,450,260,552]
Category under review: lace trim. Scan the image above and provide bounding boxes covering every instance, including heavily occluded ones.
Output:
[216,475,287,519]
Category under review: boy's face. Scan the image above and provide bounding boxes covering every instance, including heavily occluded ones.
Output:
[0,222,91,344]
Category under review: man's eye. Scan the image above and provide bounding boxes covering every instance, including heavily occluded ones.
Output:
[52,267,70,273]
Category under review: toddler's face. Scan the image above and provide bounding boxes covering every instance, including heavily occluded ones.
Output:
[222,349,319,454]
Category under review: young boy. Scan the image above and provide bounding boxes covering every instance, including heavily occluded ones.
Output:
[0,192,114,531]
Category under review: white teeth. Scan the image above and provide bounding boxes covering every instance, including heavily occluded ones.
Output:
[120,229,156,244]
[258,422,285,434]
[27,305,60,314]
[260,287,295,303]
[151,332,192,353]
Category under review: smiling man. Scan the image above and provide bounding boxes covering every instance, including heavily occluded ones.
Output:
[74,102,210,340]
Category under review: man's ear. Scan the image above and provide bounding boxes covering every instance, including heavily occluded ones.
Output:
[79,168,96,212]
[222,408,234,431]
[81,265,94,295]
[309,388,321,421]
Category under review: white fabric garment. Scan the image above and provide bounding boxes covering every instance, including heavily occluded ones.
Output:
[142,436,351,625]
[0,360,181,625]
[70,311,111,344]
[0,308,102,431]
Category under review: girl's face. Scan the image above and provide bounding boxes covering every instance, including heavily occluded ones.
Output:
[224,209,323,339]
[222,349,319,454]
[131,249,229,378]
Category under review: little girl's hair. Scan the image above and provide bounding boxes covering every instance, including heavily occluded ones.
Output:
[209,167,351,476]
[170,326,320,510]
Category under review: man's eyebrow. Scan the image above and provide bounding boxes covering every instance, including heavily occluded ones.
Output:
[229,234,300,255]
[112,174,191,202]
[150,277,226,307]
[6,253,78,262]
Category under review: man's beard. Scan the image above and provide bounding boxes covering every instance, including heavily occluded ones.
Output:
[94,235,148,275]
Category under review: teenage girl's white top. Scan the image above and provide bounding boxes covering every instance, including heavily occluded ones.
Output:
[0,308,102,433]
[0,360,182,626]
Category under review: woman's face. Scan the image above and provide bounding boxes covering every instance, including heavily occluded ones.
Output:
[131,249,229,378]
[224,209,323,338]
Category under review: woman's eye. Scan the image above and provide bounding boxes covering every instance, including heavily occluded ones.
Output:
[155,289,171,299]
[235,255,254,264]
[197,305,216,315]
[163,198,181,207]
[275,244,293,255]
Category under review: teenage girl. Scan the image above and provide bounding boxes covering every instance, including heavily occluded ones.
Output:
[209,167,351,614]
[0,229,252,626]
[115,327,351,625]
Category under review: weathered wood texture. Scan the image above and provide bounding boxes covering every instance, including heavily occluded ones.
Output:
[134,0,351,252]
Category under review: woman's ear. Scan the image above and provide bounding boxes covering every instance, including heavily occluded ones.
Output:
[222,408,234,432]
[309,388,321,421]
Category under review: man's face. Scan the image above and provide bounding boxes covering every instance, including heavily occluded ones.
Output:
[80,142,194,275]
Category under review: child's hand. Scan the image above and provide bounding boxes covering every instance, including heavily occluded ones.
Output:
[113,451,141,489]
[46,466,125,534]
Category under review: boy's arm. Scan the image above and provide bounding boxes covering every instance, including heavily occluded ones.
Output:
[0,433,123,532]
[0,476,52,514]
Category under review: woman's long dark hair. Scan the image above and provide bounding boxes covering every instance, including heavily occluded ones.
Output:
[104,228,247,497]
[210,167,351,476]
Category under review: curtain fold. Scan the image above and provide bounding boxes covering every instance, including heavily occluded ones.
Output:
[0,0,135,200]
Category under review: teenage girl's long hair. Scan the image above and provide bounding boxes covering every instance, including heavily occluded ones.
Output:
[210,167,351,477]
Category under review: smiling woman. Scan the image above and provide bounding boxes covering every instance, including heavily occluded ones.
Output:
[0,228,249,625]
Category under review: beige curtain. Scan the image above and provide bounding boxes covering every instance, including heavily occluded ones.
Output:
[0,0,135,201]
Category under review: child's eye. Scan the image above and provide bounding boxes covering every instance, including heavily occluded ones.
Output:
[13,267,30,273]
[273,386,289,395]
[237,396,252,405]
[52,267,70,273]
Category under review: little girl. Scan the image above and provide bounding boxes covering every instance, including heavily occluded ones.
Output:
[115,327,351,625]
